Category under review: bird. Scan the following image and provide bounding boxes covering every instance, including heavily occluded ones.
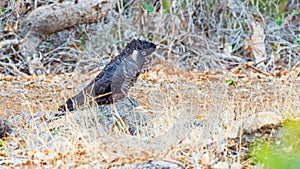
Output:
[58,39,157,112]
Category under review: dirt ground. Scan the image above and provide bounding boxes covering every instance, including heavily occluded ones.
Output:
[1,63,300,168]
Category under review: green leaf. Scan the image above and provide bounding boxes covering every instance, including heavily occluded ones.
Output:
[0,139,4,147]
[293,37,300,44]
[225,79,236,86]
[272,44,278,50]
[181,1,187,8]
[292,10,300,15]
[0,8,5,15]
[162,9,168,14]
[275,17,282,26]
[162,0,171,14]
[0,139,5,150]
[142,2,154,13]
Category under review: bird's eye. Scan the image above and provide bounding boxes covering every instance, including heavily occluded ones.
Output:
[141,51,147,56]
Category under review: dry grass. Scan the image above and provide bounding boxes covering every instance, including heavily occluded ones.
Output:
[1,0,300,168]
[1,64,300,168]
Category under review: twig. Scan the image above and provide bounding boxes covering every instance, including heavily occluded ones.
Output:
[0,39,19,48]
[0,61,30,78]
[218,53,245,63]
[245,63,269,76]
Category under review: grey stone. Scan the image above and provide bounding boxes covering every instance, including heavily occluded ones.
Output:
[0,118,13,139]
[96,97,149,135]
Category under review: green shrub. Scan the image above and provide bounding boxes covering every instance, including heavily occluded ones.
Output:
[251,120,300,169]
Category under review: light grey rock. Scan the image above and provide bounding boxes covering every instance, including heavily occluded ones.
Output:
[0,118,12,139]
[241,112,283,134]
[111,159,184,169]
[96,97,139,130]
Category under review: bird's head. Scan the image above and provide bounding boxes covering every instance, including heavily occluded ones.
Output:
[127,39,157,70]
[130,39,156,55]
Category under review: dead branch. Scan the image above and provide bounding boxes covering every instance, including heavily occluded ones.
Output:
[0,61,30,78]
[0,39,20,49]
[18,0,115,55]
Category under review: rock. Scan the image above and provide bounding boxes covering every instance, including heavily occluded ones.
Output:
[0,118,13,139]
[15,97,148,137]
[241,112,284,134]
[123,111,148,136]
[97,97,149,135]
[213,162,242,169]
[111,159,184,169]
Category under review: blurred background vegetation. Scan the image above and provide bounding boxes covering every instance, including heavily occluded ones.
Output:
[0,0,299,75]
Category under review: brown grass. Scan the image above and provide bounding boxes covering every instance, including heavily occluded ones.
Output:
[1,63,300,168]
[1,0,300,168]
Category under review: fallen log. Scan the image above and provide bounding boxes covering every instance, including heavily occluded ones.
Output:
[15,0,115,55]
